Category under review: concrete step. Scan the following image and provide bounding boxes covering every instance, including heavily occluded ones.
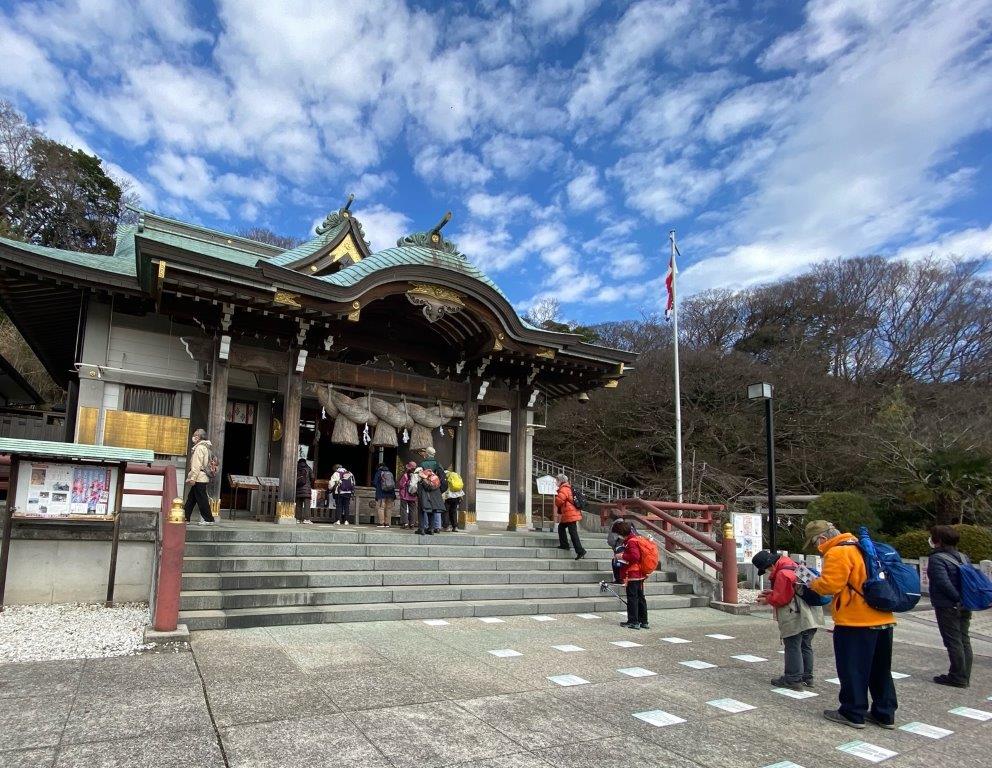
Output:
[179,580,694,611]
[181,569,678,591]
[182,542,610,559]
[181,556,612,574]
[179,594,709,630]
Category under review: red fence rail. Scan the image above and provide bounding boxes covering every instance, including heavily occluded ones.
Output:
[600,497,738,603]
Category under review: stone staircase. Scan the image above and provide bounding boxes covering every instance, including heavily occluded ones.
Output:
[179,524,707,630]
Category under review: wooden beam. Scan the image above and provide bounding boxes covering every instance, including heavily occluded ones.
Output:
[278,349,303,519]
[206,340,229,500]
[508,392,527,532]
[460,398,479,521]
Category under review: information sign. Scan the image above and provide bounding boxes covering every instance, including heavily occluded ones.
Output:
[733,512,763,563]
[535,475,558,495]
[15,461,119,521]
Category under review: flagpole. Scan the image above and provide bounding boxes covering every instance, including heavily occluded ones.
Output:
[669,230,684,504]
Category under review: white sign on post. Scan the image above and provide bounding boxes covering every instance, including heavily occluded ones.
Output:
[733,512,763,563]
[536,475,558,495]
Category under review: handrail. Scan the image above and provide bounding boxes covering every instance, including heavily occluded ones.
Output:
[532,456,638,502]
[602,497,725,573]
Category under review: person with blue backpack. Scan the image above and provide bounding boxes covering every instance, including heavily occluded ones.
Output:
[804,519,900,730]
[926,525,992,688]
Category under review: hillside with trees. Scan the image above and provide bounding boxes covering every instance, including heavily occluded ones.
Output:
[535,256,992,541]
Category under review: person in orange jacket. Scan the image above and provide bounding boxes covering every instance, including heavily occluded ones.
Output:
[806,519,897,730]
[615,521,649,630]
[554,473,586,560]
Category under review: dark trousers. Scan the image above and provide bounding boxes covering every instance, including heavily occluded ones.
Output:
[783,628,816,683]
[557,521,586,556]
[295,498,309,522]
[626,579,648,624]
[833,626,898,725]
[935,606,973,685]
[184,482,213,522]
[444,497,461,529]
[612,559,622,583]
[334,494,352,523]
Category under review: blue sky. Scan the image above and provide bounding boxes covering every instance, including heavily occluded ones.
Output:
[2,0,991,323]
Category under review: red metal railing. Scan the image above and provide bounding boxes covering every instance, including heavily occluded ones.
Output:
[601,497,738,604]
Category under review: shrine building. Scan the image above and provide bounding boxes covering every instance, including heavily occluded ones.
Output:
[0,199,634,528]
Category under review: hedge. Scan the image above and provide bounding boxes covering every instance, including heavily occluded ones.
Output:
[806,492,881,536]
[892,525,992,561]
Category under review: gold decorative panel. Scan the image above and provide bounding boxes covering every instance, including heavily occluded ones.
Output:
[329,234,363,264]
[103,410,190,456]
[477,449,510,481]
[76,407,98,445]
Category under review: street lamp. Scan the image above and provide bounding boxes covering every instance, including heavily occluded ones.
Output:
[747,382,777,552]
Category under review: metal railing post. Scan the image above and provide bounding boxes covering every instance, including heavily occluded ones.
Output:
[721,522,738,604]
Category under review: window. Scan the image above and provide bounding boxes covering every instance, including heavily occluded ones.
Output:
[480,430,509,452]
[123,386,176,416]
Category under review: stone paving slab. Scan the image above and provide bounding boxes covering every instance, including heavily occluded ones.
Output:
[0,607,989,767]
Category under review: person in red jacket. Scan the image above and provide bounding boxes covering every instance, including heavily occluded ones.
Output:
[753,550,824,690]
[615,521,649,630]
[554,473,587,560]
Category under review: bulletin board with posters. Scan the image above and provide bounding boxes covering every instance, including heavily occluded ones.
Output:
[733,512,764,564]
[15,461,120,522]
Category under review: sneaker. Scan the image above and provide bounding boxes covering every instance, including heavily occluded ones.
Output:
[823,710,866,729]
[302,520,313,525]
[196,520,211,526]
[771,677,803,691]
[639,623,650,630]
[415,529,425,535]
[334,521,341,526]
[933,674,968,688]
[575,552,586,560]
[620,621,640,629]
[344,521,350,525]
[802,679,815,689]
[866,713,896,730]
[425,529,434,535]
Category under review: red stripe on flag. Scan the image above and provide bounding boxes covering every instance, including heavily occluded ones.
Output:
[664,253,675,319]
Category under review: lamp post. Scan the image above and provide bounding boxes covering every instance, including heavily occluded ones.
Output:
[747,382,776,552]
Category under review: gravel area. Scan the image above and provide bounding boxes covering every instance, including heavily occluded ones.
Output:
[736,587,762,604]
[0,602,153,663]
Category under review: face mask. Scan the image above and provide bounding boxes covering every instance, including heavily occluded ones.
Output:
[927,537,935,548]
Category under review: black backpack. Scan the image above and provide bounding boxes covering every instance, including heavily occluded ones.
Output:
[379,469,396,492]
[572,487,587,511]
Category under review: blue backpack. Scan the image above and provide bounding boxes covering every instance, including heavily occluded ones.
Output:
[936,553,992,611]
[851,527,921,613]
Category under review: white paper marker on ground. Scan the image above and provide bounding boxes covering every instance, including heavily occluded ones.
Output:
[732,654,768,663]
[836,741,898,763]
[633,710,686,727]
[762,763,806,768]
[547,674,589,687]
[488,649,522,658]
[423,619,449,626]
[531,615,556,622]
[552,644,585,653]
[577,614,601,619]
[825,677,841,685]
[890,672,910,679]
[707,698,756,713]
[618,667,657,677]
[680,660,717,669]
[610,640,642,648]
[478,617,505,624]
[899,722,953,739]
[706,634,735,640]
[661,637,691,644]
[948,706,992,721]
[772,687,818,699]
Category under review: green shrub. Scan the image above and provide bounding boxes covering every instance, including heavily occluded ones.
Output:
[891,525,992,561]
[807,492,881,535]
[892,530,930,558]
[955,525,992,561]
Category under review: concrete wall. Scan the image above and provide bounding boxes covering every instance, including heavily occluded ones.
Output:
[3,471,164,605]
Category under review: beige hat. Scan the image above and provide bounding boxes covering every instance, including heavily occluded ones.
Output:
[425,447,436,457]
[803,519,833,551]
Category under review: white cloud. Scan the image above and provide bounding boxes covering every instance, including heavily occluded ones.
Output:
[355,203,412,252]
[147,152,276,220]
[891,225,992,263]
[0,22,66,107]
[511,0,601,39]
[566,163,607,211]
[453,226,524,272]
[466,192,535,220]
[414,146,492,188]
[349,172,396,200]
[482,134,563,179]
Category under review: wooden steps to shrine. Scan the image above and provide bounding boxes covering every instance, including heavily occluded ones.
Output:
[178,526,707,630]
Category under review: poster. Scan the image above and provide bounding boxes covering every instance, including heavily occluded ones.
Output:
[733,512,763,563]
[16,461,117,520]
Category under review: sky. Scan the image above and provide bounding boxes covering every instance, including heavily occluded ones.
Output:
[2,0,991,323]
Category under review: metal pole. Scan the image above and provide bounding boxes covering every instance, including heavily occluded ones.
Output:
[669,230,683,504]
[765,397,777,552]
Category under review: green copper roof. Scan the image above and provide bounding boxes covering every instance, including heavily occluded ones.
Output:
[133,209,281,268]
[319,245,506,299]
[0,438,154,463]
[267,219,347,267]
[0,234,136,277]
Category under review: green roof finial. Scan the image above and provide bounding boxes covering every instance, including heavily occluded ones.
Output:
[316,194,357,235]
[397,210,463,258]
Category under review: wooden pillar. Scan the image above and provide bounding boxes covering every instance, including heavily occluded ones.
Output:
[508,393,527,531]
[460,398,479,527]
[206,342,230,503]
[277,348,303,524]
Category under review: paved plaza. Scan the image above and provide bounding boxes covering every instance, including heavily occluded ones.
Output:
[1,607,989,768]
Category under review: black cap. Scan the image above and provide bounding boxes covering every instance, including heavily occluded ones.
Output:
[751,550,779,575]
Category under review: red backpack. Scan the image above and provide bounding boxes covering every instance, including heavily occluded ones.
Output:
[634,535,660,576]
[421,469,441,490]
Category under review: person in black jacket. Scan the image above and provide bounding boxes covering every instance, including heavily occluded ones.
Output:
[927,525,973,688]
[294,457,314,524]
